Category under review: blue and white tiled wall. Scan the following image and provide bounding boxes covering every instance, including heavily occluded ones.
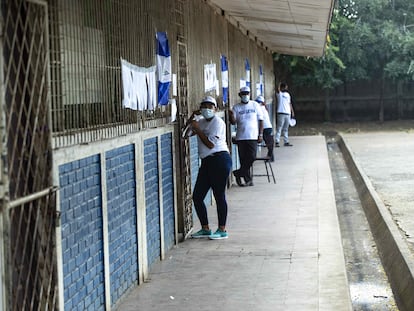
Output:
[56,129,176,310]
[105,145,138,305]
[144,137,161,269]
[59,155,105,311]
[161,134,175,252]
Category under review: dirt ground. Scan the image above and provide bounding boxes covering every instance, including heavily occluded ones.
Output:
[289,120,414,136]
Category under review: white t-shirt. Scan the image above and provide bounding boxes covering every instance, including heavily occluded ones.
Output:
[196,116,229,159]
[277,91,291,114]
[260,105,272,129]
[232,100,264,140]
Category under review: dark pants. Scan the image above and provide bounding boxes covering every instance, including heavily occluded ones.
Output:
[263,128,274,160]
[193,152,232,227]
[234,140,257,183]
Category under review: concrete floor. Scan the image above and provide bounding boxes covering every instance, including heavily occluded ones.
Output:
[116,136,352,311]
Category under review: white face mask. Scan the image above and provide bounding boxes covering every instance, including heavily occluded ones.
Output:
[241,95,250,103]
[201,108,215,119]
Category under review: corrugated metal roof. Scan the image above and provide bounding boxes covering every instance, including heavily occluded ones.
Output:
[207,0,334,57]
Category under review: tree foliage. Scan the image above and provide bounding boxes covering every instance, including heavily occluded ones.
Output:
[274,0,414,89]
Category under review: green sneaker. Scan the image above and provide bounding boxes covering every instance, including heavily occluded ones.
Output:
[209,229,228,240]
[191,229,212,238]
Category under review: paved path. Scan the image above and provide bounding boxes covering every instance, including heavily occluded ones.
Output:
[340,131,414,310]
[116,136,352,311]
[342,132,414,252]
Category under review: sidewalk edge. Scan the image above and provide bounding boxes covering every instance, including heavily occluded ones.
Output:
[338,134,414,311]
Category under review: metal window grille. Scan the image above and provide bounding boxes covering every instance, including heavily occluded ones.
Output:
[3,1,58,310]
[7,189,58,311]
[1,0,177,309]
[49,0,173,148]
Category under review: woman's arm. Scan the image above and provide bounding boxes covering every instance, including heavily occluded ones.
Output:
[191,120,214,149]
[228,109,236,125]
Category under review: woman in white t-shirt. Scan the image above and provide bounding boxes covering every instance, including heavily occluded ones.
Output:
[184,96,232,240]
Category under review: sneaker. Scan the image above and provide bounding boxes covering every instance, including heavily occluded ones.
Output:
[275,142,280,147]
[191,229,212,238]
[209,229,228,240]
[284,142,293,147]
[245,180,254,186]
[233,172,244,186]
[235,176,244,186]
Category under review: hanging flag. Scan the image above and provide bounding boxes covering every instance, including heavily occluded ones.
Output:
[220,55,229,104]
[259,64,264,96]
[156,32,171,105]
[245,58,250,88]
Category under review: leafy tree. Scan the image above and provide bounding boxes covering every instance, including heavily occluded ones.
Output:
[273,28,344,90]
[273,11,345,120]
[339,0,414,81]
[339,0,414,119]
[274,0,414,121]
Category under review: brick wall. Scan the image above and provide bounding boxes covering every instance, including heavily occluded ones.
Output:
[161,133,175,251]
[59,155,105,311]
[57,129,176,309]
[105,145,138,305]
[144,137,161,269]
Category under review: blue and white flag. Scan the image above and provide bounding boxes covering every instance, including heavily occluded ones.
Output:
[156,32,171,106]
[220,55,229,104]
[259,64,264,96]
[245,58,251,88]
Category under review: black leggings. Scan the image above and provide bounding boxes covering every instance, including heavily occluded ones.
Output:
[193,152,232,227]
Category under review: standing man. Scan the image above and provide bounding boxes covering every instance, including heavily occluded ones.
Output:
[229,86,264,187]
[185,96,232,240]
[275,82,295,147]
[255,95,274,162]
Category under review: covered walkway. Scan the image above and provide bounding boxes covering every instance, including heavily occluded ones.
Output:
[116,135,352,311]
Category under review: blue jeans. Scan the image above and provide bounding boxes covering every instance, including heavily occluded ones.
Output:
[193,152,232,227]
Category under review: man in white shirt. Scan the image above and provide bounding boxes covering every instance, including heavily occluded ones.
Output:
[229,86,264,186]
[275,82,295,147]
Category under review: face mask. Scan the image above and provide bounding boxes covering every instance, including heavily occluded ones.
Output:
[241,95,250,103]
[201,108,215,119]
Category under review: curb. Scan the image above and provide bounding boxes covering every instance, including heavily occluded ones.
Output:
[337,134,414,311]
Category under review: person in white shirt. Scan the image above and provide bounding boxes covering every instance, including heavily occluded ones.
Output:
[229,86,264,186]
[255,96,274,162]
[184,96,232,240]
[275,82,295,147]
